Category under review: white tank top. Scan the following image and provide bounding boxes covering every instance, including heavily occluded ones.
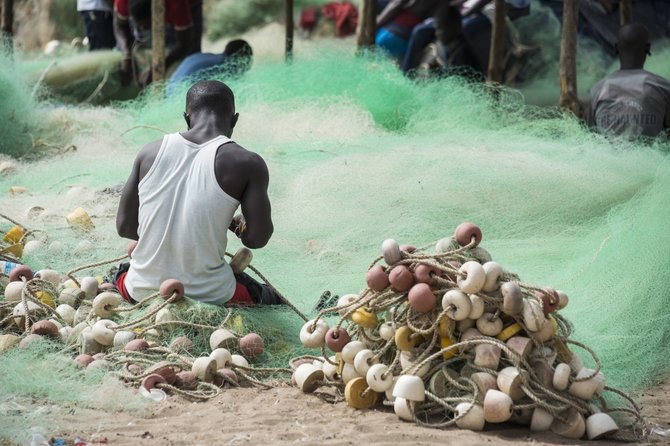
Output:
[125,133,240,305]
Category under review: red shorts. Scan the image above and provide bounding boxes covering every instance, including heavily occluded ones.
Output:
[115,272,254,305]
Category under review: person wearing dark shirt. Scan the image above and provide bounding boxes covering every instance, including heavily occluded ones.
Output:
[588,23,670,138]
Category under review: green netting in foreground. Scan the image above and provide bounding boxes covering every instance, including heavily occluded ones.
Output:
[1,26,670,443]
[0,339,147,442]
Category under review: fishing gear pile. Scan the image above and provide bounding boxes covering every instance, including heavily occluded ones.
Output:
[0,218,303,404]
[292,222,646,441]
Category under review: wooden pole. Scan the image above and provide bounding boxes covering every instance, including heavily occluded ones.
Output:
[286,0,294,62]
[151,0,166,84]
[1,0,14,53]
[357,0,376,49]
[487,0,506,83]
[559,0,581,116]
[620,0,632,26]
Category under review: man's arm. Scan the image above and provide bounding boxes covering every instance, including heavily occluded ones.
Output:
[116,140,161,240]
[113,7,135,85]
[237,155,273,249]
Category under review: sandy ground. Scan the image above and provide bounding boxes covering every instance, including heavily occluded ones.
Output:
[39,379,668,446]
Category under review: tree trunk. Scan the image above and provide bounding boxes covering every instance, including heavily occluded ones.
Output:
[151,0,165,84]
[286,0,294,62]
[559,0,582,116]
[619,0,632,26]
[1,0,13,53]
[357,0,376,49]
[487,0,506,83]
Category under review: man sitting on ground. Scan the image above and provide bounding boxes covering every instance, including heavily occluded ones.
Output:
[116,80,282,305]
[588,23,670,138]
[167,40,253,95]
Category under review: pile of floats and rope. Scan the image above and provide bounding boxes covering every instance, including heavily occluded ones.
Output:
[0,214,303,402]
[290,222,647,442]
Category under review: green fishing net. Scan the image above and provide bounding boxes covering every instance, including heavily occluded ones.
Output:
[0,339,148,443]
[1,2,670,443]
[0,52,42,158]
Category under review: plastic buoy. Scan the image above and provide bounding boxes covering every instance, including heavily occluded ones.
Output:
[408,283,436,313]
[239,333,265,358]
[483,389,513,423]
[389,265,415,292]
[455,403,486,431]
[299,319,329,348]
[457,261,486,294]
[230,247,253,274]
[392,375,425,402]
[294,363,324,393]
[66,207,95,231]
[325,327,350,352]
[345,377,378,409]
[365,265,389,292]
[454,222,482,247]
[351,307,378,328]
[159,278,184,301]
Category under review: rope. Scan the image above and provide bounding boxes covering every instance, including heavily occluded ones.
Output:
[242,259,308,322]
[65,253,129,287]
[157,382,220,401]
[286,236,647,441]
[0,213,27,230]
[120,124,169,136]
[83,69,110,104]
[113,291,175,329]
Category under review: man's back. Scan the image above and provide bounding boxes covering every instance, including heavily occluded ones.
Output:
[125,133,239,304]
[589,69,670,138]
[117,80,273,305]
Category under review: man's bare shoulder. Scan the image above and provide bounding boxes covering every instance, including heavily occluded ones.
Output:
[136,139,164,179]
[217,141,268,172]
[137,139,163,160]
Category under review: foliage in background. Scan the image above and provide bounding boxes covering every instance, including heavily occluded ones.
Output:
[50,0,86,42]
[206,0,333,41]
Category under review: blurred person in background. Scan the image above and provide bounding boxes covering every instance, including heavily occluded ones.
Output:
[77,0,116,50]
[588,23,670,138]
[167,39,253,96]
[113,0,202,87]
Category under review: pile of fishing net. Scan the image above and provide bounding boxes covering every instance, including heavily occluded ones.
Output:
[291,222,646,442]
[0,215,308,405]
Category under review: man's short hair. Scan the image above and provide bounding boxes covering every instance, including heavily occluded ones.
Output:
[129,0,151,22]
[224,39,253,59]
[617,23,651,54]
[185,80,236,116]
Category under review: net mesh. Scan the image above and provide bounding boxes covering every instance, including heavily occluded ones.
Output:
[0,339,147,442]
[1,2,670,443]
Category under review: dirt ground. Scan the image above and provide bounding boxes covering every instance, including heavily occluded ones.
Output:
[38,378,669,446]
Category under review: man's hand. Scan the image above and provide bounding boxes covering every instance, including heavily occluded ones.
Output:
[229,214,246,238]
